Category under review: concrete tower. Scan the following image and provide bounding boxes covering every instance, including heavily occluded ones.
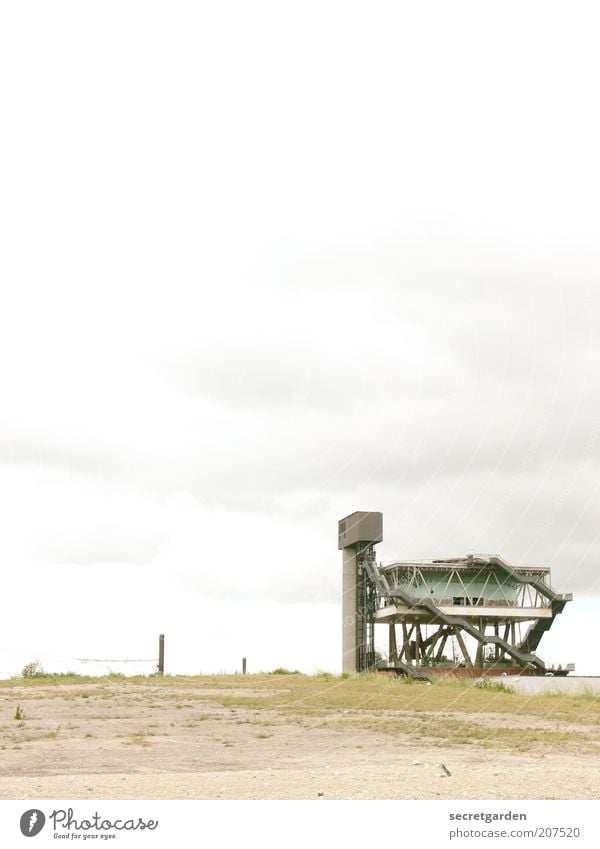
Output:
[338,511,383,674]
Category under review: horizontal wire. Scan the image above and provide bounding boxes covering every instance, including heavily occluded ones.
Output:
[78,658,156,663]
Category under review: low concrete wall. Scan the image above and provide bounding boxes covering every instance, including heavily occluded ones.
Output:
[504,676,600,695]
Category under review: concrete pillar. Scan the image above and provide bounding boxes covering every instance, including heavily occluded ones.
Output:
[342,545,358,674]
[338,511,382,674]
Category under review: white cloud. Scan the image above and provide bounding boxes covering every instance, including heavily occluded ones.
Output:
[1,2,599,676]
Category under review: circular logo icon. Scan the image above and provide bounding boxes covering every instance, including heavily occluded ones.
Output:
[19,809,45,837]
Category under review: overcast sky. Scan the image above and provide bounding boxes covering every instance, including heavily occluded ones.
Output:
[1,3,600,676]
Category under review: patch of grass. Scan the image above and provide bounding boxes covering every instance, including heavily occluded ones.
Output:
[22,730,59,742]
[14,705,24,720]
[271,668,301,675]
[123,732,150,748]
[1,673,597,729]
[255,732,272,739]
[315,670,334,681]
[2,673,101,687]
[327,715,592,751]
[474,679,515,694]
[541,687,599,702]
[182,713,221,726]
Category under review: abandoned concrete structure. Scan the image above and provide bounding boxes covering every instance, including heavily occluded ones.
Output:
[339,511,573,679]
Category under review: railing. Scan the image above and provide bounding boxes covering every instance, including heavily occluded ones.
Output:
[383,596,551,609]
[379,558,550,574]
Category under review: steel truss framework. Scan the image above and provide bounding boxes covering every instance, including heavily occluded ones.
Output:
[354,543,378,672]
[355,554,572,678]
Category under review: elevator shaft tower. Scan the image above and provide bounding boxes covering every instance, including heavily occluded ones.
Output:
[338,511,383,674]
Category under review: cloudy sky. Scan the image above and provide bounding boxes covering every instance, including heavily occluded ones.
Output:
[1,3,599,676]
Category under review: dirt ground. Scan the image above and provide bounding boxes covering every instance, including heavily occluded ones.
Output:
[1,678,599,800]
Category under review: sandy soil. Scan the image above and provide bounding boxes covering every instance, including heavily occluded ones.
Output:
[1,682,598,800]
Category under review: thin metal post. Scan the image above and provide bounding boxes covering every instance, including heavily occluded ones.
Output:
[388,624,397,663]
[158,634,165,675]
